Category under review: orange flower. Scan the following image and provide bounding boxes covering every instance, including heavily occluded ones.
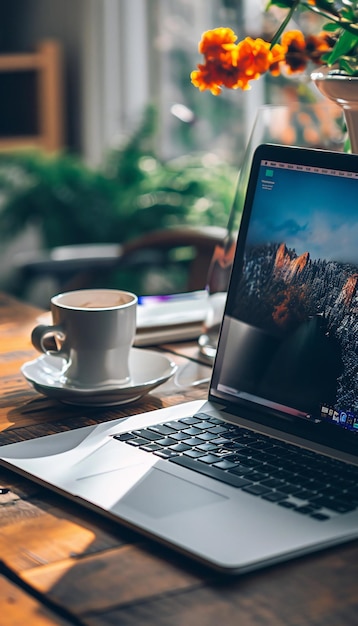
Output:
[234,38,285,89]
[191,60,241,95]
[192,0,358,91]
[191,32,286,94]
[191,27,244,95]
[280,30,333,74]
[281,30,306,52]
[198,27,237,58]
[305,32,332,64]
[268,43,287,76]
[237,38,271,77]
[281,30,308,74]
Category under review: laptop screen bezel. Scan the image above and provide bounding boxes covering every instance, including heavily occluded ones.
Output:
[209,143,358,458]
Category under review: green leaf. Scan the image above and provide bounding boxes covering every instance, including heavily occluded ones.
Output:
[325,29,358,65]
[338,56,358,75]
[322,22,340,32]
[316,0,341,10]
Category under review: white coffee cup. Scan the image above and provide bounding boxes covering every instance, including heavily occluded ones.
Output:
[31,289,137,387]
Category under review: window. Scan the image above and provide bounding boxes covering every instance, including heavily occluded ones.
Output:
[81,0,343,166]
[82,0,264,167]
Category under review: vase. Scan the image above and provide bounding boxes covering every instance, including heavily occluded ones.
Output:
[311,67,358,153]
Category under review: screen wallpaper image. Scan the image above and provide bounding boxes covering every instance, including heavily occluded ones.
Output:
[221,162,358,431]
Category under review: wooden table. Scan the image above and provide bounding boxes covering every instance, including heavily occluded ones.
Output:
[0,292,357,626]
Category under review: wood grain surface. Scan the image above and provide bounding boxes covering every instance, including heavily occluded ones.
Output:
[0,292,357,626]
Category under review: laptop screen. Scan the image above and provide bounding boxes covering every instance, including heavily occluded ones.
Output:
[211,144,358,447]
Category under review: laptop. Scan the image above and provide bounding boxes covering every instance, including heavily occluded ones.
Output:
[2,143,358,574]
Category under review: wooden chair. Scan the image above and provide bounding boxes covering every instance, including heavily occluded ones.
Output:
[13,225,227,306]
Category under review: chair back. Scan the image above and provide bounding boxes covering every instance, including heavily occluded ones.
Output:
[12,226,228,306]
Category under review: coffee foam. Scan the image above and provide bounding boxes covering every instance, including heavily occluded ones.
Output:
[77,296,128,309]
[54,289,135,310]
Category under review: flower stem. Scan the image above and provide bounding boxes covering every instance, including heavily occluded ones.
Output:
[268,0,301,48]
[268,0,358,41]
[306,5,358,38]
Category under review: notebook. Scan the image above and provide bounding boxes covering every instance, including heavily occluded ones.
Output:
[2,143,358,574]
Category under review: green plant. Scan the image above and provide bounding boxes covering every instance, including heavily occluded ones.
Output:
[0,105,237,250]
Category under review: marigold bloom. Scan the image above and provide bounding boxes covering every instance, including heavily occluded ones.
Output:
[280,29,333,74]
[237,38,271,77]
[268,43,287,76]
[190,66,222,96]
[191,15,336,95]
[305,32,332,64]
[191,58,241,95]
[191,27,244,94]
[281,30,309,74]
[191,33,286,94]
[192,0,358,91]
[198,27,237,58]
[232,38,283,89]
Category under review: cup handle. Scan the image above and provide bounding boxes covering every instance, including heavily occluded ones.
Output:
[31,324,67,357]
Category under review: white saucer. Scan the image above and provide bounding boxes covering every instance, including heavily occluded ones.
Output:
[21,348,177,406]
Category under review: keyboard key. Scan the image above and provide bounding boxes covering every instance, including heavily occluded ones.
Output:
[261,478,286,489]
[221,442,246,452]
[169,443,191,452]
[127,438,148,447]
[184,449,206,458]
[295,505,318,515]
[262,490,287,503]
[242,484,271,496]
[309,496,356,514]
[169,455,253,488]
[113,432,135,441]
[179,416,201,425]
[205,416,223,424]
[156,437,177,447]
[228,465,253,477]
[292,489,317,501]
[196,443,218,452]
[154,449,178,459]
[248,470,269,482]
[278,501,297,509]
[165,421,188,431]
[211,437,230,446]
[182,427,201,436]
[195,421,216,430]
[170,432,190,441]
[214,448,236,458]
[184,437,203,446]
[198,454,222,464]
[207,425,228,435]
[213,459,238,470]
[243,457,266,468]
[197,432,217,441]
[310,512,330,521]
[279,484,304,496]
[148,424,176,436]
[140,443,162,452]
[132,429,162,441]
[193,412,215,421]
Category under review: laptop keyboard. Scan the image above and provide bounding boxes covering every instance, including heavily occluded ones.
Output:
[113,412,358,521]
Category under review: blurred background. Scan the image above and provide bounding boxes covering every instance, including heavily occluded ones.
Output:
[0,0,345,306]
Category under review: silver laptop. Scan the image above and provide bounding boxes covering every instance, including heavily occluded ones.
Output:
[2,143,358,574]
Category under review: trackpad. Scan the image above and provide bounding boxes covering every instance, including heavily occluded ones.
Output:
[115,467,226,518]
